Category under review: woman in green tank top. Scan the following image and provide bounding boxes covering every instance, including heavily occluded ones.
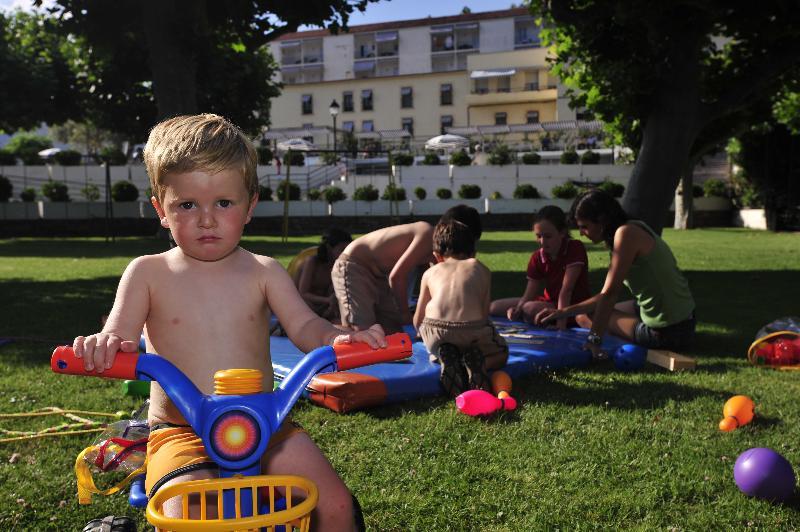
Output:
[535,190,696,359]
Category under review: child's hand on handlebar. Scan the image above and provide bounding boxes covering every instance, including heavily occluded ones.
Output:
[330,324,387,349]
[73,333,139,373]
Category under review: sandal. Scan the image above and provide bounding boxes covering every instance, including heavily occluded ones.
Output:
[437,343,468,397]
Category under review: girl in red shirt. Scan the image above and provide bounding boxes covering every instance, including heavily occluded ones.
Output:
[490,205,591,329]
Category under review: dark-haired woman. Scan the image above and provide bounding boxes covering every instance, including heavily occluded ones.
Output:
[535,190,695,358]
[297,228,352,320]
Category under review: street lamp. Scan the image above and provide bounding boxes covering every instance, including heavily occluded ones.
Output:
[329,99,340,153]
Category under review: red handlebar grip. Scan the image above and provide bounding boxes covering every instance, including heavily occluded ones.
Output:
[51,345,139,380]
[334,332,413,371]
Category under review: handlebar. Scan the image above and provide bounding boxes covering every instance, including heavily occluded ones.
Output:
[51,333,411,474]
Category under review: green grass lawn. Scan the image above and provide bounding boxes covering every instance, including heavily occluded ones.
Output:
[1,229,799,530]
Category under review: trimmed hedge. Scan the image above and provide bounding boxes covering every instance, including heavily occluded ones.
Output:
[353,184,379,201]
[458,184,481,199]
[0,175,11,202]
[436,188,452,199]
[414,186,427,200]
[111,180,139,202]
[488,145,513,166]
[42,180,70,202]
[521,152,541,165]
[21,188,36,202]
[258,185,273,201]
[552,181,579,199]
[580,150,601,164]
[390,153,414,166]
[381,184,407,201]
[513,184,541,199]
[560,149,579,164]
[54,150,83,166]
[449,150,472,166]
[276,180,301,201]
[422,153,441,165]
[322,186,347,203]
[597,181,625,198]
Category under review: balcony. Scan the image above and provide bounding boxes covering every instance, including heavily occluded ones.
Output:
[465,85,558,106]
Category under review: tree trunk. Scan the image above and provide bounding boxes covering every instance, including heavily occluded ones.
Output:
[623,104,698,234]
[142,0,201,119]
[673,164,695,230]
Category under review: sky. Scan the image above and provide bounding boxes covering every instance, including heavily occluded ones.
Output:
[0,0,521,23]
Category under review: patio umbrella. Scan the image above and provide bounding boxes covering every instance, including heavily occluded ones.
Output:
[276,138,315,152]
[424,134,469,152]
[38,147,62,158]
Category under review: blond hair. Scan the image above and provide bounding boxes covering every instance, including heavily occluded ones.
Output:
[143,114,258,201]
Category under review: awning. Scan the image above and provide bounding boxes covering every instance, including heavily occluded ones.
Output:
[576,120,605,131]
[355,132,380,140]
[430,25,453,34]
[354,60,375,72]
[470,68,517,79]
[542,120,577,132]
[510,123,545,133]
[446,126,479,136]
[378,129,411,139]
[375,31,398,42]
[478,125,511,135]
[455,22,479,30]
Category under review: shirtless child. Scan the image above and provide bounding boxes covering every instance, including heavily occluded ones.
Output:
[413,220,508,396]
[71,114,385,531]
[332,221,434,334]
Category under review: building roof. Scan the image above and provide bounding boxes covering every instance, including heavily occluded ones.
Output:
[273,7,532,42]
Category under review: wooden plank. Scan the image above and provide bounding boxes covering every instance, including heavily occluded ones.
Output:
[646,349,697,371]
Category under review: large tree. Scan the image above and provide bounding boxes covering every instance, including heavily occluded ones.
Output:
[36,0,378,139]
[532,0,800,232]
[0,11,79,133]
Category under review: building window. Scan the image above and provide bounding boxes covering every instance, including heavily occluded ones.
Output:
[494,112,507,126]
[301,123,314,143]
[474,78,488,94]
[526,111,540,124]
[497,76,511,93]
[343,92,353,112]
[431,25,454,52]
[361,89,373,111]
[402,118,414,136]
[440,84,452,105]
[440,115,453,135]
[401,87,413,108]
[362,120,374,132]
[301,94,313,115]
[342,121,354,132]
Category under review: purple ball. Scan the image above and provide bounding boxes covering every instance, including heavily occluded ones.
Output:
[613,344,647,371]
[734,447,796,502]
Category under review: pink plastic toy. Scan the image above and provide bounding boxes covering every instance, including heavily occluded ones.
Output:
[455,389,517,416]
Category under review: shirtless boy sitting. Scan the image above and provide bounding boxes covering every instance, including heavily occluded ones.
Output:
[71,114,385,531]
[413,220,508,396]
[332,221,433,334]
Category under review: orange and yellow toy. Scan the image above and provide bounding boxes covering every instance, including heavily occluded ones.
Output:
[719,395,755,432]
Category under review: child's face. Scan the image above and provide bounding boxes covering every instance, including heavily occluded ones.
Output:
[533,220,566,258]
[575,217,603,244]
[151,168,257,262]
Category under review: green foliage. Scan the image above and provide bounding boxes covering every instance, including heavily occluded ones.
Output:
[256,146,273,165]
[283,151,305,166]
[20,187,36,202]
[457,184,481,199]
[436,188,452,199]
[80,184,100,201]
[41,180,70,202]
[111,180,139,202]
[422,152,441,165]
[449,149,471,166]
[513,184,541,199]
[521,152,541,165]
[390,152,414,166]
[322,186,346,203]
[320,152,339,165]
[307,188,321,201]
[488,144,513,166]
[258,185,272,201]
[4,133,52,165]
[276,180,301,201]
[552,181,579,199]
[597,181,625,198]
[98,147,127,166]
[773,89,800,134]
[54,149,83,166]
[560,148,579,164]
[0,150,18,166]
[414,186,427,200]
[0,175,12,202]
[381,184,406,201]
[490,191,503,199]
[580,150,600,164]
[692,184,704,198]
[702,178,728,198]
[353,184,379,201]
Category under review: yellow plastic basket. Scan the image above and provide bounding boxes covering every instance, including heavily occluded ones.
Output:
[146,474,318,532]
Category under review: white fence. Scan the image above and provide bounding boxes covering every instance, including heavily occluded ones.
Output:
[0,162,632,203]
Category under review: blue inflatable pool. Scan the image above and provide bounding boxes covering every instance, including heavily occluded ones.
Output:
[271,318,630,413]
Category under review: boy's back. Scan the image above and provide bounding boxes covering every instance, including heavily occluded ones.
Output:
[420,258,490,323]
[343,221,432,276]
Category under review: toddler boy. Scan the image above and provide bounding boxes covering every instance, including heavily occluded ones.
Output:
[72,114,384,530]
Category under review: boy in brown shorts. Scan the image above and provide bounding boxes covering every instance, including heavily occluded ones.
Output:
[332,221,434,334]
[413,220,508,396]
